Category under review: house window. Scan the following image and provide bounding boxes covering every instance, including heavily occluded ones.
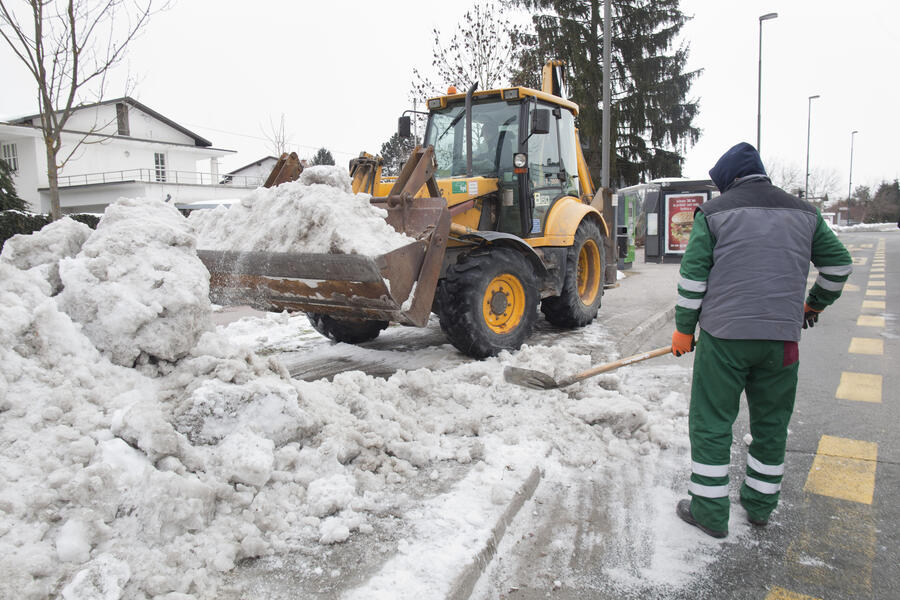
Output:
[116,102,130,136]
[154,152,167,182]
[1,142,18,173]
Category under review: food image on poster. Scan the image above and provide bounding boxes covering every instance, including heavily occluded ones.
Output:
[665,193,705,253]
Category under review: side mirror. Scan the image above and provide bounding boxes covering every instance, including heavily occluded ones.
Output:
[531,109,550,135]
[398,116,412,139]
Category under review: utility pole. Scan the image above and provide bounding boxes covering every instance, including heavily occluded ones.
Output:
[847,130,858,223]
[756,13,778,153]
[601,0,616,285]
[805,94,820,203]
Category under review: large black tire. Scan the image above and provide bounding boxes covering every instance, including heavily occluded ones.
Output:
[307,313,389,344]
[436,248,539,359]
[541,219,606,328]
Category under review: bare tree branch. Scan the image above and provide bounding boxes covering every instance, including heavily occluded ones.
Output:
[0,0,163,219]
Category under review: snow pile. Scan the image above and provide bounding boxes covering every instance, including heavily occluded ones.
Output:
[189,165,414,255]
[56,198,212,366]
[1,197,696,599]
[832,222,898,232]
[1,216,92,294]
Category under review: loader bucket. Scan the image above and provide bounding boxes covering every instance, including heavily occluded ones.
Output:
[198,197,451,327]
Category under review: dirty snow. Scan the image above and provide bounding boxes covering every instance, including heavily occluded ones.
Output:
[189,165,414,255]
[1,197,711,599]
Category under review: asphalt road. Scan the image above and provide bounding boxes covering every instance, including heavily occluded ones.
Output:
[477,230,898,600]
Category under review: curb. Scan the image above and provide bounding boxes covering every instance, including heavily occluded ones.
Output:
[617,303,677,357]
[446,466,543,600]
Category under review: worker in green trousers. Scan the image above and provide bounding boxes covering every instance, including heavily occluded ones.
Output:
[671,142,852,538]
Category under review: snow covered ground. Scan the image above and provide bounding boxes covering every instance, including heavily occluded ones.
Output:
[831,222,898,233]
[0,173,719,599]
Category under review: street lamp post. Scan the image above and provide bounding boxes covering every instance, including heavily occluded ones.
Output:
[805,94,820,203]
[757,12,778,154]
[848,130,858,224]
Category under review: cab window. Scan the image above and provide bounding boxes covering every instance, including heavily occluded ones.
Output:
[558,110,581,197]
[528,102,563,232]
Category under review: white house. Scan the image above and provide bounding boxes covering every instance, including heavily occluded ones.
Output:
[0,97,264,214]
[221,155,279,186]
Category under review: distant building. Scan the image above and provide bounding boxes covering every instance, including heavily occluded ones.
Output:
[0,97,264,214]
[222,156,279,185]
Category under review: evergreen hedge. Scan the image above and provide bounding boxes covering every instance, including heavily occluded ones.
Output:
[0,211,100,252]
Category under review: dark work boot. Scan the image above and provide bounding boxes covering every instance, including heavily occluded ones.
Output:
[740,498,769,527]
[676,499,727,539]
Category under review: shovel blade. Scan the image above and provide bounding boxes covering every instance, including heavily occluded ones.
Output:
[503,366,560,390]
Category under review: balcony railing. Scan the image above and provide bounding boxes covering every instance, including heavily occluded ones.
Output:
[55,168,265,189]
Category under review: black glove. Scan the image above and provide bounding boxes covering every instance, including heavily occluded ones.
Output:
[803,303,822,329]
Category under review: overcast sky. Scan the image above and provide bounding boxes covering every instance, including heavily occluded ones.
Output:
[2,0,898,196]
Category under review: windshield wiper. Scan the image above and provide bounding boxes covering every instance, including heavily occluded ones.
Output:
[437,111,466,143]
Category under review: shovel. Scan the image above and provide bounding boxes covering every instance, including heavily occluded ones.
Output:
[503,345,673,390]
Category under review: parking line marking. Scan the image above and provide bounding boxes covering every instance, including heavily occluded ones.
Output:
[862,300,886,309]
[765,587,821,600]
[857,315,885,327]
[866,289,886,297]
[804,435,878,504]
[848,338,884,355]
[836,372,882,403]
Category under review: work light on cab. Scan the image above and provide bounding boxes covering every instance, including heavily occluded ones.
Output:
[513,153,527,168]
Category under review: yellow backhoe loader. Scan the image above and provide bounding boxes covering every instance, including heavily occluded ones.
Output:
[199,61,610,358]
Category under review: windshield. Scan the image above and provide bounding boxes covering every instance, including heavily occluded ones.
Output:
[425,100,519,178]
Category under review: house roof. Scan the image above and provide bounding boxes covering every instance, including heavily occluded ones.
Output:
[9,96,213,147]
[227,155,279,175]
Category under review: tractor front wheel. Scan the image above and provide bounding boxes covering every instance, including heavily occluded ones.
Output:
[436,248,539,359]
[541,219,605,327]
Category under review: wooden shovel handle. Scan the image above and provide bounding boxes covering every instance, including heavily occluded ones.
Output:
[565,345,673,386]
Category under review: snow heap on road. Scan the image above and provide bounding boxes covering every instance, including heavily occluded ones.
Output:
[189,165,414,255]
[0,196,694,599]
[832,221,898,232]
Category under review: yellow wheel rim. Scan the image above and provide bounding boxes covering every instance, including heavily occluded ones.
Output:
[577,239,602,305]
[482,273,526,335]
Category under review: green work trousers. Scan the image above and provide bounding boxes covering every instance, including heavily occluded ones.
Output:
[688,328,799,533]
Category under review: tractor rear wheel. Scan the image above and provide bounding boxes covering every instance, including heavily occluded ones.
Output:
[436,248,539,359]
[541,219,605,327]
[307,313,389,344]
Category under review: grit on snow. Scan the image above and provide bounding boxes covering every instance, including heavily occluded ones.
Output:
[0,167,711,599]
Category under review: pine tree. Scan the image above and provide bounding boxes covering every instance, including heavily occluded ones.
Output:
[379,133,416,177]
[0,159,26,211]
[508,0,701,187]
[866,180,900,224]
[310,147,336,166]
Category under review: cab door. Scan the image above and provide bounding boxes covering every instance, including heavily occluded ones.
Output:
[525,101,567,237]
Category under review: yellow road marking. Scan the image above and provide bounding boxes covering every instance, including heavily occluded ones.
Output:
[852,256,867,265]
[844,283,860,292]
[848,337,884,355]
[861,243,874,248]
[870,267,884,272]
[862,300,886,309]
[857,315,885,327]
[836,372,882,403]
[805,435,878,504]
[866,289,886,297]
[765,587,821,600]
[867,280,885,287]
[869,273,884,279]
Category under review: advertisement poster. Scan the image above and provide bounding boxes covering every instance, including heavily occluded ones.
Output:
[665,193,706,253]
